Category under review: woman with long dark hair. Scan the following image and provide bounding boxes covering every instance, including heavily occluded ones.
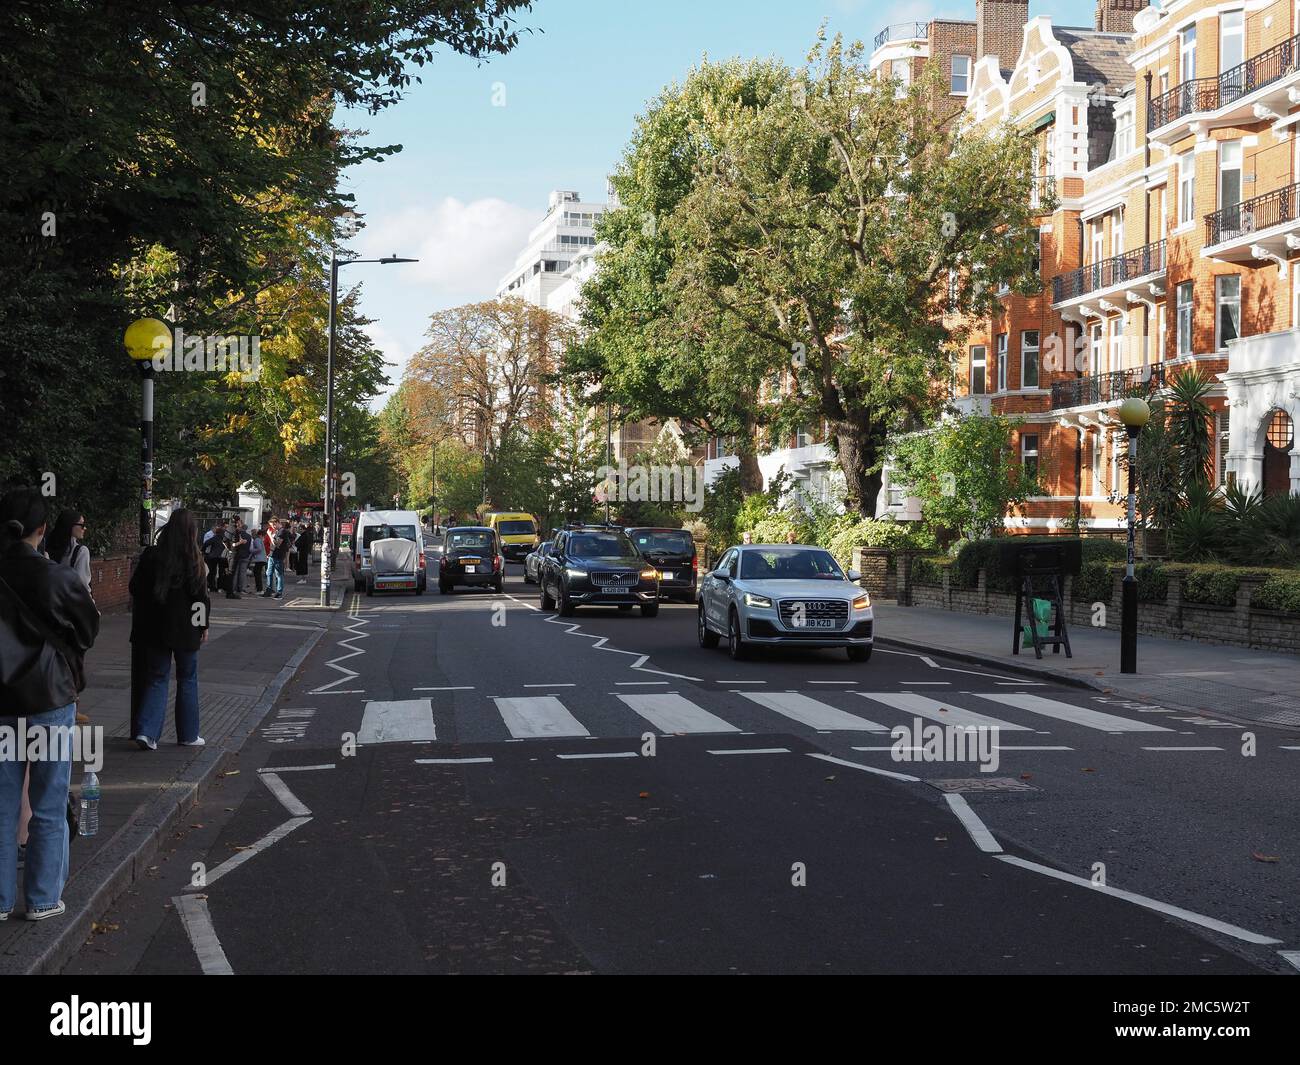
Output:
[44,510,91,591]
[0,487,100,921]
[129,509,210,750]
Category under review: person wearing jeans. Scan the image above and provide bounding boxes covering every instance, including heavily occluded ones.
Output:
[0,704,75,920]
[129,509,210,750]
[0,487,99,921]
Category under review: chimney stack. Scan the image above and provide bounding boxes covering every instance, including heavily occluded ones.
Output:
[976,0,1030,73]
[1095,0,1144,34]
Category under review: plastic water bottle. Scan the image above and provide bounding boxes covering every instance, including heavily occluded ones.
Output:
[79,771,100,837]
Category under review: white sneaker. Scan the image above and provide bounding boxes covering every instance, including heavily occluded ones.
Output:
[0,909,10,921]
[179,736,206,747]
[26,900,65,921]
[135,735,158,751]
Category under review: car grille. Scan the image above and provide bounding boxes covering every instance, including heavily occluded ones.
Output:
[591,570,638,587]
[778,598,849,628]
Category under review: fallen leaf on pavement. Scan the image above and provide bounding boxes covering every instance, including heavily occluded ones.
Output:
[1019,773,1032,781]
[1082,767,1096,773]
[1251,852,1280,863]
[638,791,650,799]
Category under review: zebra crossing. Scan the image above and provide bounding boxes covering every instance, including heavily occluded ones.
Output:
[344,687,1183,748]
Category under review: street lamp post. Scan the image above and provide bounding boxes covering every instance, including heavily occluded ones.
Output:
[321,250,418,606]
[605,402,612,524]
[1117,396,1151,674]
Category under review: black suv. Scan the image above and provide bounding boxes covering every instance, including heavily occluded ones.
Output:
[539,525,660,617]
[625,527,698,602]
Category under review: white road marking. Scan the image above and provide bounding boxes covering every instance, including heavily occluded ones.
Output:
[415,757,494,765]
[525,683,575,687]
[944,794,1002,853]
[856,692,1032,732]
[1281,746,1300,751]
[900,681,951,686]
[1140,746,1225,752]
[174,894,234,975]
[979,693,1173,733]
[995,681,1044,686]
[719,680,765,684]
[739,691,888,732]
[616,693,740,734]
[707,747,790,755]
[806,752,919,782]
[557,751,639,760]
[259,763,335,773]
[199,816,312,888]
[413,686,474,691]
[807,680,855,685]
[494,696,589,739]
[994,745,1073,751]
[308,604,370,693]
[615,680,669,685]
[1280,950,1300,971]
[995,854,1282,946]
[260,772,311,817]
[357,699,436,745]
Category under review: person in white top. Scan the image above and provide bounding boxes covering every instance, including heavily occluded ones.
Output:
[45,510,91,591]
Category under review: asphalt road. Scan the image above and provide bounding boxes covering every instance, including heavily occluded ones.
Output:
[66,565,1299,974]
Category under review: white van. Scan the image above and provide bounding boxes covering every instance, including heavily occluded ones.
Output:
[351,510,426,594]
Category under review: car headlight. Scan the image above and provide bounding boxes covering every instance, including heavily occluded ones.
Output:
[744,592,773,608]
[640,568,658,580]
[566,568,586,579]
[853,593,871,610]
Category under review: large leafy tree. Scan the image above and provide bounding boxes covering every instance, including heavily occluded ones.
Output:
[569,59,794,493]
[666,36,1040,515]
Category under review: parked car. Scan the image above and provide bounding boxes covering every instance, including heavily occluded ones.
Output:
[539,525,660,617]
[438,526,504,594]
[523,541,554,584]
[697,544,873,661]
[352,510,425,593]
[625,526,698,602]
[484,511,541,562]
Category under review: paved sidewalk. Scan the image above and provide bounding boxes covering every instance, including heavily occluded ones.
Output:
[873,602,1300,730]
[0,569,344,973]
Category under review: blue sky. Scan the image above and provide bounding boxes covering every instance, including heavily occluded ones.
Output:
[344,0,1099,404]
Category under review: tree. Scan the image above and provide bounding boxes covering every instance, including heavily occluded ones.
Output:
[568,59,795,493]
[892,415,1037,544]
[664,36,1040,515]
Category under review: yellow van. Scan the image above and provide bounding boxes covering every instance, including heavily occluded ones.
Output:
[485,512,540,562]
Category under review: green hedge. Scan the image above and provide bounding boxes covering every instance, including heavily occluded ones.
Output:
[1072,561,1112,604]
[952,537,1127,594]
[1252,573,1300,614]
[912,556,948,586]
[1135,562,1168,603]
[1181,568,1238,608]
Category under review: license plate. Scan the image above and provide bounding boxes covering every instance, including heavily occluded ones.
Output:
[661,571,673,581]
[794,618,837,629]
[381,580,415,588]
[465,566,476,573]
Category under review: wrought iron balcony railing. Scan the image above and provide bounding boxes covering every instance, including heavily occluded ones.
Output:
[1050,362,1165,410]
[1205,180,1300,246]
[1147,32,1300,130]
[873,21,929,51]
[1051,239,1165,304]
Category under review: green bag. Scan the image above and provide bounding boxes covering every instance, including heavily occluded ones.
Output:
[1022,597,1052,642]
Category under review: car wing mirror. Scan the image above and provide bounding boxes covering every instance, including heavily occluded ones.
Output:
[846,568,861,582]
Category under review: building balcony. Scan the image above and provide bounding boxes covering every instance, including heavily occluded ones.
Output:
[952,394,991,417]
[872,21,929,52]
[1050,362,1165,411]
[1051,239,1166,312]
[1203,180,1300,263]
[1224,326,1300,375]
[1147,33,1300,144]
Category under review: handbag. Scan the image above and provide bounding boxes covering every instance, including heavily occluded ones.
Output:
[0,573,87,693]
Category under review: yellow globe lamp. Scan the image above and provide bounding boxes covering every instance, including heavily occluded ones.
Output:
[124,317,172,363]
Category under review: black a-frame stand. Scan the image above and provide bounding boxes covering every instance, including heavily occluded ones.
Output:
[1000,539,1081,660]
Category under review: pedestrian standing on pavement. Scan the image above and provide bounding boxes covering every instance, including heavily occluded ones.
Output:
[130,509,210,751]
[202,520,228,593]
[0,487,100,922]
[268,520,292,599]
[295,521,314,582]
[45,510,92,592]
[785,530,798,545]
[286,521,298,575]
[741,530,753,544]
[249,525,268,594]
[228,519,251,600]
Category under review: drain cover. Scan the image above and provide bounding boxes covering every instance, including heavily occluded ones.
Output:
[928,776,1037,793]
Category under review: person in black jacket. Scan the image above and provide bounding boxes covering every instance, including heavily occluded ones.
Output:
[294,522,314,581]
[0,488,100,922]
[130,510,210,751]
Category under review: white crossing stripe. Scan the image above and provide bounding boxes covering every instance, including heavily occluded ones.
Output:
[855,692,1032,731]
[977,692,1173,733]
[494,696,590,739]
[738,691,887,732]
[357,699,436,744]
[617,693,739,734]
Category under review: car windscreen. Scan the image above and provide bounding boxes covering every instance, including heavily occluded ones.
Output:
[498,520,535,535]
[740,548,844,581]
[569,532,634,559]
[446,532,494,551]
[631,530,693,555]
[363,524,417,548]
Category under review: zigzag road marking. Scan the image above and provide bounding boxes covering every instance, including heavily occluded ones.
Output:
[309,592,371,694]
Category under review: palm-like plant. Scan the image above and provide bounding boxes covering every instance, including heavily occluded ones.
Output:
[1165,369,1214,493]
[1241,492,1300,566]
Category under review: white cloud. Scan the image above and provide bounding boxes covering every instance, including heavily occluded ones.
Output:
[356,196,536,305]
